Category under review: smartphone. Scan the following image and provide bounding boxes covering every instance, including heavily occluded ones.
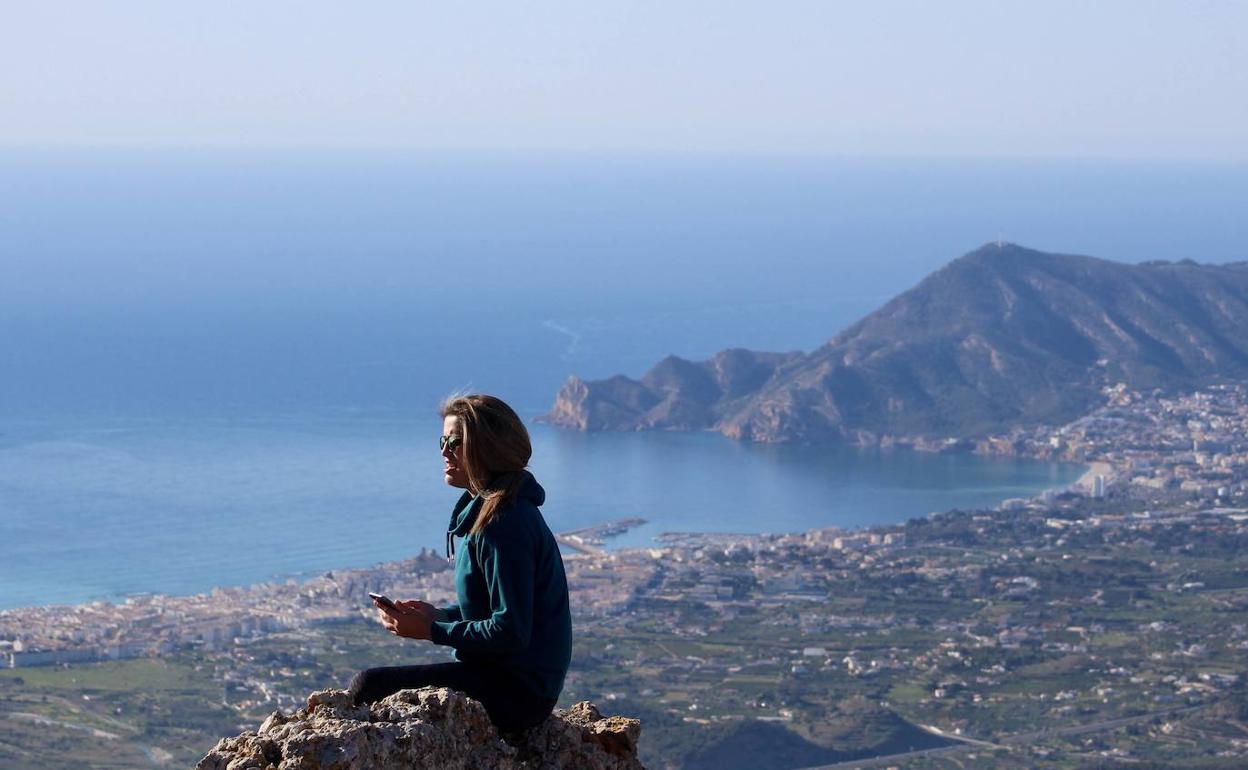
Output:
[368,592,399,612]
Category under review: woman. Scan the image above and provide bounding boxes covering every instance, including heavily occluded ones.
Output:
[347,394,573,732]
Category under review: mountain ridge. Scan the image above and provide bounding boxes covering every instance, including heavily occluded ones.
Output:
[541,243,1248,443]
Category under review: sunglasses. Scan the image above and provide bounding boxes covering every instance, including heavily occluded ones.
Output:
[439,435,463,452]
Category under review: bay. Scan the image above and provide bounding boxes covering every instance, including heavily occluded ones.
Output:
[0,412,1081,610]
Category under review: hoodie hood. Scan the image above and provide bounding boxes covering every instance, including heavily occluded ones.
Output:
[445,472,545,554]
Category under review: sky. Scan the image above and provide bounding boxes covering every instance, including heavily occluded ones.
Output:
[2,1,1246,159]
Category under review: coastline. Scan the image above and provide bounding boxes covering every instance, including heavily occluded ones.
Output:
[1074,460,1115,491]
[0,416,1077,612]
[1,452,1076,616]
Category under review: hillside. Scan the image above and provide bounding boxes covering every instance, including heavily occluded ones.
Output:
[543,243,1248,442]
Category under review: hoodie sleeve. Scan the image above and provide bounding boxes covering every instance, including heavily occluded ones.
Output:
[436,604,463,623]
[429,523,535,653]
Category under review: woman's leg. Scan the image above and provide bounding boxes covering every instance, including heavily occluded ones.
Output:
[347,661,469,707]
[347,662,556,731]
[477,670,558,732]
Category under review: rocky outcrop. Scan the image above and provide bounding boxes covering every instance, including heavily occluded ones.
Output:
[196,688,645,770]
[543,244,1248,443]
[542,349,803,433]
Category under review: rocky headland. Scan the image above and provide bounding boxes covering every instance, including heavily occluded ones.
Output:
[542,243,1248,444]
[197,687,645,770]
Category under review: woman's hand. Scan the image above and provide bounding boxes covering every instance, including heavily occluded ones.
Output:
[376,600,434,640]
[395,599,444,621]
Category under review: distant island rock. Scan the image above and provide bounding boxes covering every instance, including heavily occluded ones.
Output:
[541,243,1248,443]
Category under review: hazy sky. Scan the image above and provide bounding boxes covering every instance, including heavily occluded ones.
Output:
[3,1,1246,159]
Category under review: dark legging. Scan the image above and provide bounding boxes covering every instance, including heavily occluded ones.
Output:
[347,662,557,732]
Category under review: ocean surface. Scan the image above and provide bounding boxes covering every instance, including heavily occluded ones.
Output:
[0,412,1082,610]
[0,151,1243,609]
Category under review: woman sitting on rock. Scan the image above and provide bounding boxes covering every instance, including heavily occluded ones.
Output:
[348,394,573,732]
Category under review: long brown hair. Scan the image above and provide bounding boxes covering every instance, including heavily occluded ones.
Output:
[440,394,532,535]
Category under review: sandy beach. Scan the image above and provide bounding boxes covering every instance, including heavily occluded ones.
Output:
[1075,460,1115,491]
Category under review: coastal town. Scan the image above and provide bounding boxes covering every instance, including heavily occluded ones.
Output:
[3,383,1248,768]
[980,382,1248,500]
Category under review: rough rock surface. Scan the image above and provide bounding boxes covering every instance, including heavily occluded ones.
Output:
[196,687,646,770]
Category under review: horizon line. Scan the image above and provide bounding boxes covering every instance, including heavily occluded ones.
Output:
[3,143,1248,166]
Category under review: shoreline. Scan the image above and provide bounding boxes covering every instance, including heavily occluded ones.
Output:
[0,458,1086,615]
[2,459,1078,613]
[1074,460,1114,491]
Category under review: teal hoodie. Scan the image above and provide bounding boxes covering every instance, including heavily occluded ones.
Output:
[430,472,572,701]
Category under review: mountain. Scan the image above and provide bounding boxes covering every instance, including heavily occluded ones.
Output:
[542,243,1248,443]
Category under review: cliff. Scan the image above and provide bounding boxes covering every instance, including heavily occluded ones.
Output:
[197,687,646,770]
[543,243,1248,443]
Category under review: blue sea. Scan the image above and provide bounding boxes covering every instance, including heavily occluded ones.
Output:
[1,150,1244,610]
[0,414,1078,610]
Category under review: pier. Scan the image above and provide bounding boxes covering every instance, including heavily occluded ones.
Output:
[556,518,647,555]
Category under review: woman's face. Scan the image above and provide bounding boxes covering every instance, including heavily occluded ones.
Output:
[441,415,470,490]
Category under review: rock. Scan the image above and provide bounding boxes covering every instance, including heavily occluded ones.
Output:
[258,710,288,735]
[196,688,647,770]
[540,349,801,433]
[562,702,641,757]
[512,700,642,768]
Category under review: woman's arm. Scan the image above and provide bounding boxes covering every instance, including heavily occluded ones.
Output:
[429,529,535,652]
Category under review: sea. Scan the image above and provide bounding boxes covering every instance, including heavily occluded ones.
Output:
[1,150,1244,610]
